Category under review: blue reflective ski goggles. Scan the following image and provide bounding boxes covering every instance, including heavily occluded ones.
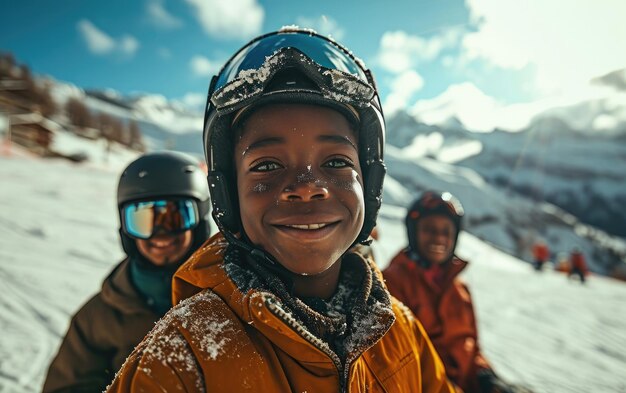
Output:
[121,198,199,239]
[209,29,377,112]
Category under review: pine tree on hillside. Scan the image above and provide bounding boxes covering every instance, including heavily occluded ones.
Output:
[128,120,145,152]
[98,113,120,142]
[66,98,93,129]
[0,52,18,78]
[36,80,57,117]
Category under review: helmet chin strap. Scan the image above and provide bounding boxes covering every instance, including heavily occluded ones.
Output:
[407,247,454,269]
[221,230,297,292]
[221,227,368,295]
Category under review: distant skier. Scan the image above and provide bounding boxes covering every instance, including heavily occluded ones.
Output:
[531,240,550,271]
[554,252,570,273]
[384,191,533,393]
[42,151,212,392]
[568,248,588,283]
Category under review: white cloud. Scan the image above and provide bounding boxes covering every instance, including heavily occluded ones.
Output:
[77,20,115,55]
[411,82,501,131]
[384,70,424,115]
[190,55,220,77]
[409,81,620,131]
[462,0,626,93]
[178,92,206,110]
[592,114,618,131]
[441,55,454,68]
[157,47,172,59]
[77,19,140,57]
[146,0,183,29]
[119,35,139,55]
[296,15,345,41]
[377,29,462,74]
[185,0,263,40]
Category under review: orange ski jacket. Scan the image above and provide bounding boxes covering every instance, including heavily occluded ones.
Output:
[106,234,456,393]
[383,251,491,393]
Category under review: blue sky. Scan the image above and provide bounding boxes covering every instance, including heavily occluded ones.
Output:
[2,0,625,130]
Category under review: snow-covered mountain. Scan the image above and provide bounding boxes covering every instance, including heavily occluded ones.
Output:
[1,152,625,393]
[406,78,626,134]
[48,79,205,154]
[461,118,626,240]
[385,100,626,276]
[37,75,626,276]
[4,63,623,392]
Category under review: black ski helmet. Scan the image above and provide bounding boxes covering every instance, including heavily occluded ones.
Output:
[203,28,386,253]
[405,191,464,259]
[117,151,211,260]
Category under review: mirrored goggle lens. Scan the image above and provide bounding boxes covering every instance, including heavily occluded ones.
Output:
[214,31,368,93]
[123,199,199,239]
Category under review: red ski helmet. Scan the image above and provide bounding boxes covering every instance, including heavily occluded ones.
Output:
[405,191,464,256]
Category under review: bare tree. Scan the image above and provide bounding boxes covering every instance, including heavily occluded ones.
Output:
[128,120,145,151]
[66,98,93,129]
[0,52,18,78]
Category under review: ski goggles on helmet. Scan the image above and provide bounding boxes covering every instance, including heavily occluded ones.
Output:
[209,29,378,114]
[121,198,199,239]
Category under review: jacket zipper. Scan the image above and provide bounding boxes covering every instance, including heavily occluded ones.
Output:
[264,295,351,392]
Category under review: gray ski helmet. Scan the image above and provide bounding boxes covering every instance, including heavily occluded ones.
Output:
[117,151,211,258]
[406,191,464,259]
[203,28,386,246]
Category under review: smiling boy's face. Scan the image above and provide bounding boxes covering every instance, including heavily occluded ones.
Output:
[415,215,456,265]
[234,103,365,275]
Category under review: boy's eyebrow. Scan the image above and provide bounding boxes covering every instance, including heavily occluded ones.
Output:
[242,134,357,156]
[318,134,358,151]
[243,137,285,156]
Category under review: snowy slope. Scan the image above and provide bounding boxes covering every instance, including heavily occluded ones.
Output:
[1,153,626,392]
[48,79,205,153]
[44,75,626,253]
[377,206,626,393]
[384,107,626,275]
[460,120,626,240]
[382,144,626,276]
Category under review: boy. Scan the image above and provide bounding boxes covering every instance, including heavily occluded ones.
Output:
[383,191,529,393]
[43,151,211,392]
[107,28,454,392]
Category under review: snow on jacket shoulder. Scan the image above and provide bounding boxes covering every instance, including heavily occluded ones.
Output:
[43,258,160,393]
[383,251,491,393]
[106,233,456,393]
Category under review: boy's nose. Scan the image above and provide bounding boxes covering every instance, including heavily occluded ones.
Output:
[280,180,329,202]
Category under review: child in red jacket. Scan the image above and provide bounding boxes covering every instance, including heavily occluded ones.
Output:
[531,241,550,271]
[569,248,589,283]
[384,191,532,393]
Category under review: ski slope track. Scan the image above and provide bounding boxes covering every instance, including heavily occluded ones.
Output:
[1,154,625,392]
